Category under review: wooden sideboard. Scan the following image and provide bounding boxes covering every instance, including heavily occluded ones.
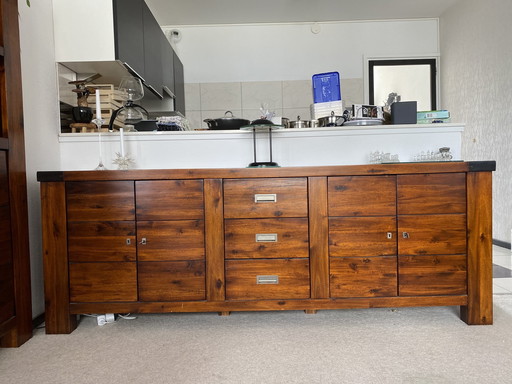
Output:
[37,161,495,334]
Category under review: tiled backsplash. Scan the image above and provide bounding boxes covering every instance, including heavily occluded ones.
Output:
[185,78,363,129]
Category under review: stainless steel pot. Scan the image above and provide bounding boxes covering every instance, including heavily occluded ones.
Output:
[317,111,344,127]
[289,116,311,128]
[204,111,250,130]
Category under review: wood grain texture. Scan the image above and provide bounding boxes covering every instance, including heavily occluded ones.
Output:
[204,179,225,301]
[69,262,137,302]
[41,182,77,334]
[398,254,467,296]
[328,175,397,216]
[136,180,204,220]
[397,173,466,214]
[137,220,204,261]
[66,181,135,221]
[225,259,310,300]
[0,204,14,325]
[223,178,308,218]
[225,218,309,259]
[67,221,136,262]
[329,216,397,257]
[330,256,397,298]
[398,214,466,255]
[0,0,33,345]
[462,171,493,325]
[138,261,206,301]
[308,177,329,299]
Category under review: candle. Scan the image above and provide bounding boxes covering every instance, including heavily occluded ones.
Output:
[119,127,125,157]
[95,89,101,120]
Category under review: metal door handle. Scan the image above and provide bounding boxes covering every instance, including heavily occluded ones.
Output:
[387,232,393,239]
[139,237,147,245]
[255,233,278,242]
[254,194,277,203]
[402,232,410,239]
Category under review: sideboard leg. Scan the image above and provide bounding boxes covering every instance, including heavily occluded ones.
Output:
[461,171,493,325]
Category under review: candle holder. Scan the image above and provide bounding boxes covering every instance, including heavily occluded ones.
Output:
[92,118,107,170]
[113,152,135,170]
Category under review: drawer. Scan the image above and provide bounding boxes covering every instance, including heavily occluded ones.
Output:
[398,214,466,255]
[136,180,204,220]
[223,178,308,218]
[67,221,136,262]
[225,259,310,300]
[138,261,206,301]
[330,256,397,298]
[137,220,205,261]
[397,173,466,214]
[329,216,397,257]
[225,218,309,259]
[398,254,467,296]
[69,262,137,302]
[328,176,396,216]
[66,181,135,221]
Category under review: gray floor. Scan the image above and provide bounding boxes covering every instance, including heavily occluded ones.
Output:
[493,245,512,293]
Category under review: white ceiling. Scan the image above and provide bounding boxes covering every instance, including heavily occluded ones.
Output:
[145,0,461,26]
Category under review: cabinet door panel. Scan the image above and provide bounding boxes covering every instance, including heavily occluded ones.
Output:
[225,218,309,259]
[67,221,136,262]
[137,220,205,261]
[136,180,204,220]
[69,262,137,302]
[66,181,135,221]
[329,216,397,257]
[328,176,396,216]
[0,205,14,324]
[138,261,205,301]
[398,214,466,255]
[225,259,310,300]
[398,173,466,214]
[330,256,397,298]
[399,255,467,296]
[224,178,308,218]
[0,151,8,205]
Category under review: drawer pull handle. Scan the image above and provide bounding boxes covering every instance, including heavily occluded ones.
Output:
[140,237,147,245]
[256,275,279,285]
[255,233,278,242]
[387,232,393,239]
[254,194,277,203]
[126,239,131,245]
[402,232,410,239]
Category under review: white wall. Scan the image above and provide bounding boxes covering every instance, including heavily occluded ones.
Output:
[18,0,62,317]
[440,0,512,245]
[167,19,439,83]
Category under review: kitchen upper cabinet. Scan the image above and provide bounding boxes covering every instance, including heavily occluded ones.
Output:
[54,0,183,104]
[173,50,186,115]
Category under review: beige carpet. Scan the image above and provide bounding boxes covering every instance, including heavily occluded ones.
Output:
[2,296,512,384]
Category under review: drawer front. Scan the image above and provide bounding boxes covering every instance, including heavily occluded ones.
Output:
[398,173,466,214]
[137,220,205,261]
[225,259,310,300]
[224,178,308,218]
[138,261,206,301]
[399,255,467,296]
[67,221,136,262]
[329,216,397,257]
[66,181,135,221]
[398,214,466,255]
[328,176,396,216]
[330,256,397,298]
[136,180,204,220]
[225,218,309,259]
[69,262,137,302]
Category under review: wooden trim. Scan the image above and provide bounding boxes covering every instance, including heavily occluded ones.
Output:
[69,295,468,315]
[308,177,329,299]
[37,161,495,182]
[0,137,8,150]
[40,182,77,334]
[461,171,493,325]
[204,179,225,301]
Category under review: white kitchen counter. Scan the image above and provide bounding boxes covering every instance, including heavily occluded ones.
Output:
[57,123,463,171]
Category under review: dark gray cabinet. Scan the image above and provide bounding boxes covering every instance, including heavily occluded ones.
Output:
[173,50,186,115]
[113,0,183,104]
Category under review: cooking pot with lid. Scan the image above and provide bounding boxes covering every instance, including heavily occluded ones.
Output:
[317,111,345,127]
[289,116,311,128]
[204,111,250,130]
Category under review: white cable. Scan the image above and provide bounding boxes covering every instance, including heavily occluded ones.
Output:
[118,313,137,320]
